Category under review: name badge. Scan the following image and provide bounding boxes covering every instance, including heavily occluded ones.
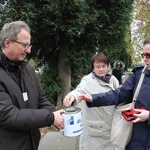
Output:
[23,92,28,101]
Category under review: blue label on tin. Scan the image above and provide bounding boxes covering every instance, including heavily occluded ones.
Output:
[67,116,74,125]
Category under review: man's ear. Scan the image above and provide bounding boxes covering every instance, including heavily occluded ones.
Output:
[4,39,11,48]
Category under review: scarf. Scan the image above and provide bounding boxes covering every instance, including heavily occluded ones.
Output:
[92,71,112,83]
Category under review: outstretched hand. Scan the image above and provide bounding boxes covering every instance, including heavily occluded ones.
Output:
[77,94,93,103]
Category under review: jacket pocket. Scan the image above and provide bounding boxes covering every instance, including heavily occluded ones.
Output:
[87,120,111,139]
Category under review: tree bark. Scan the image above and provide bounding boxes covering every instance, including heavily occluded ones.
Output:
[57,44,71,109]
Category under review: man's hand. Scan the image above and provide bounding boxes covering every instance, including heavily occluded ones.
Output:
[53,109,65,129]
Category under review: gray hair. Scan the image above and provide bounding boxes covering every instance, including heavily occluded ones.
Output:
[0,21,30,49]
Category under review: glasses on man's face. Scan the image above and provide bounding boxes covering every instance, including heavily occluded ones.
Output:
[141,53,150,59]
[10,40,32,50]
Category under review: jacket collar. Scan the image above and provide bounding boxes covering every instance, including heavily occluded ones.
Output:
[92,71,112,83]
[0,50,26,73]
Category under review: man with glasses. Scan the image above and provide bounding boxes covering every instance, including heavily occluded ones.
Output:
[0,21,65,150]
[10,39,32,50]
[77,36,150,150]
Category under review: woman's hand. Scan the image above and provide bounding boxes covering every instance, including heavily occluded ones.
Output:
[63,94,75,106]
[132,109,149,123]
[77,94,93,103]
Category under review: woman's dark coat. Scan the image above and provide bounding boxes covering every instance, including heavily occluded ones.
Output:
[112,60,124,84]
[87,65,150,150]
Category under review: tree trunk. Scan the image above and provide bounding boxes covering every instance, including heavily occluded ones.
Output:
[57,44,71,109]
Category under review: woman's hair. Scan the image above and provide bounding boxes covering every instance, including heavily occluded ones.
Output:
[91,52,109,69]
[143,37,150,45]
[0,21,30,49]
[115,60,123,68]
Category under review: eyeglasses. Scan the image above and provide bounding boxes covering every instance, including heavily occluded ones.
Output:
[94,65,107,69]
[10,40,32,50]
[141,53,150,59]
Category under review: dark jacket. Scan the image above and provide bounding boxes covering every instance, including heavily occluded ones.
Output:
[112,60,124,84]
[87,65,150,150]
[0,52,55,150]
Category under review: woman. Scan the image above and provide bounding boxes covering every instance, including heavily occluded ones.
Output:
[63,52,119,150]
[112,60,124,84]
[77,37,150,150]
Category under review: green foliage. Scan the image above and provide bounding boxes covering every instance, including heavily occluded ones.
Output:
[39,64,62,105]
[0,0,134,104]
[96,0,134,66]
[135,0,150,39]
[130,0,150,64]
